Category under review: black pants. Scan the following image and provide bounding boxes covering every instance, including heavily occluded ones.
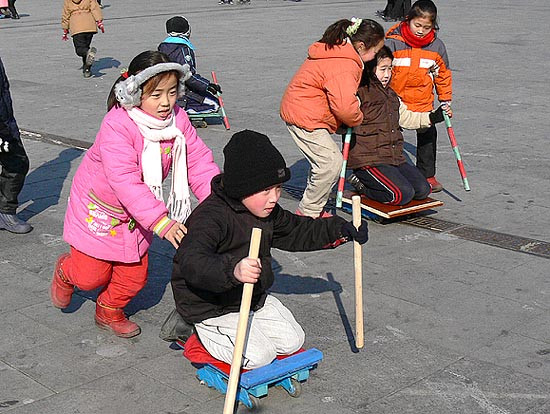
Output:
[354,162,430,205]
[0,134,29,214]
[416,124,437,178]
[383,0,411,20]
[72,32,94,65]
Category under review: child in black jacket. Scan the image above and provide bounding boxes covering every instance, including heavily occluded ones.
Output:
[171,130,368,369]
[158,16,222,114]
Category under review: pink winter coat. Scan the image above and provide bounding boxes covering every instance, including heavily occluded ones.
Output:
[63,105,220,263]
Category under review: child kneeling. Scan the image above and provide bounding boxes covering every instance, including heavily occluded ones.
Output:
[347,46,451,205]
[171,130,368,369]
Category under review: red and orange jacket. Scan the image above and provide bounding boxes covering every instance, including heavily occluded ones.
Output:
[280,40,363,133]
[385,23,452,112]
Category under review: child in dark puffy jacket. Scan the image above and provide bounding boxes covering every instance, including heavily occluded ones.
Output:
[158,16,221,114]
[171,130,368,369]
[346,46,451,205]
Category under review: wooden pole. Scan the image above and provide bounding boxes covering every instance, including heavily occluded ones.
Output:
[352,195,364,349]
[211,71,231,130]
[222,227,262,414]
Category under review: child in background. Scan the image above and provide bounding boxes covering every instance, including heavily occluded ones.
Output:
[61,0,104,78]
[385,0,452,192]
[158,16,222,114]
[0,0,19,19]
[171,130,368,369]
[50,51,220,338]
[0,56,31,233]
[375,0,411,22]
[280,18,385,218]
[346,46,451,205]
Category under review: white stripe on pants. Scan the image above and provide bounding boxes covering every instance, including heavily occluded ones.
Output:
[286,124,343,217]
[195,295,305,369]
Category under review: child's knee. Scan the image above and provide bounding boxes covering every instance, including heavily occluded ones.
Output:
[399,186,415,205]
[73,269,112,291]
[415,181,431,200]
[331,151,343,171]
[245,345,277,369]
[280,327,305,355]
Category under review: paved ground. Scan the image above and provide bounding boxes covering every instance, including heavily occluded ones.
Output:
[1,1,549,413]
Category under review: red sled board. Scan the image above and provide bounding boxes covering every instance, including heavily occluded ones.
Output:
[340,190,443,219]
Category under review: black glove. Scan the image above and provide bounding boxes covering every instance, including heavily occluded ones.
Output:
[341,220,369,245]
[206,83,222,95]
[429,104,446,125]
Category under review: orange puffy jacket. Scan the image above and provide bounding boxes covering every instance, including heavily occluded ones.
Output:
[385,23,452,112]
[280,41,363,133]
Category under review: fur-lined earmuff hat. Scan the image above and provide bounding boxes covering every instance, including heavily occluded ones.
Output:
[114,62,191,109]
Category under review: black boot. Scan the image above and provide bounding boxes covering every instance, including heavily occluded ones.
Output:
[83,47,96,78]
[8,0,19,19]
[159,308,195,342]
[347,173,368,196]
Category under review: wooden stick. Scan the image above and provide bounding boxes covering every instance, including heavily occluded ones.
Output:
[211,71,231,130]
[352,195,364,349]
[335,127,353,208]
[443,111,470,191]
[222,227,262,414]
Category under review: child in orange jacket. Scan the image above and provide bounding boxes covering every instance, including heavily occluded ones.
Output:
[280,18,385,218]
[385,0,452,192]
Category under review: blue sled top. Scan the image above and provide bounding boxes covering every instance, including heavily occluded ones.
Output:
[238,348,323,389]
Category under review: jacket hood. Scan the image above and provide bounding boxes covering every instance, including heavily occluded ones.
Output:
[307,41,363,67]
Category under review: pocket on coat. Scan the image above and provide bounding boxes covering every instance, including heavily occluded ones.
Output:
[84,191,130,237]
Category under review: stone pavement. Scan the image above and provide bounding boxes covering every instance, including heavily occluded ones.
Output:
[1,1,549,413]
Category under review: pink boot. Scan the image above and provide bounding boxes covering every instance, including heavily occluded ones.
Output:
[95,301,141,338]
[50,253,74,309]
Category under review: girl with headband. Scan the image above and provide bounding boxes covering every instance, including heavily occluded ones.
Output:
[280,17,385,218]
[50,50,220,338]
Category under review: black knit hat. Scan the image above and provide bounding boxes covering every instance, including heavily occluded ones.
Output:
[166,16,191,37]
[223,130,291,199]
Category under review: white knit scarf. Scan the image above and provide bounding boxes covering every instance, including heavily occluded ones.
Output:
[127,107,191,223]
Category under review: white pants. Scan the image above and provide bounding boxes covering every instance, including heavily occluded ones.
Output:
[195,295,305,369]
[286,124,343,217]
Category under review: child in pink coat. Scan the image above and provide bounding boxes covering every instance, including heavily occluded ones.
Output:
[50,50,220,338]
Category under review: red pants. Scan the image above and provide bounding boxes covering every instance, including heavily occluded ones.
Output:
[62,247,149,309]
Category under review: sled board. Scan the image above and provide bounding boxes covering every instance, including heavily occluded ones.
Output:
[340,190,443,219]
[176,335,323,410]
[187,109,228,129]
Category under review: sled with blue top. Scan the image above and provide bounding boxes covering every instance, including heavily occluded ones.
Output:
[176,333,322,410]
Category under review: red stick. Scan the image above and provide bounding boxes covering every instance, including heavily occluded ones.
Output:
[335,128,352,208]
[211,71,230,130]
[443,112,470,191]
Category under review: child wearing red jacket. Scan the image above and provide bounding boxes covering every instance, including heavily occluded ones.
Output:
[385,0,452,192]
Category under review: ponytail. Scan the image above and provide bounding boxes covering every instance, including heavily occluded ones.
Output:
[319,18,384,50]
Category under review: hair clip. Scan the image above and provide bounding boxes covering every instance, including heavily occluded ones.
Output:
[346,17,363,36]
[120,68,129,79]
